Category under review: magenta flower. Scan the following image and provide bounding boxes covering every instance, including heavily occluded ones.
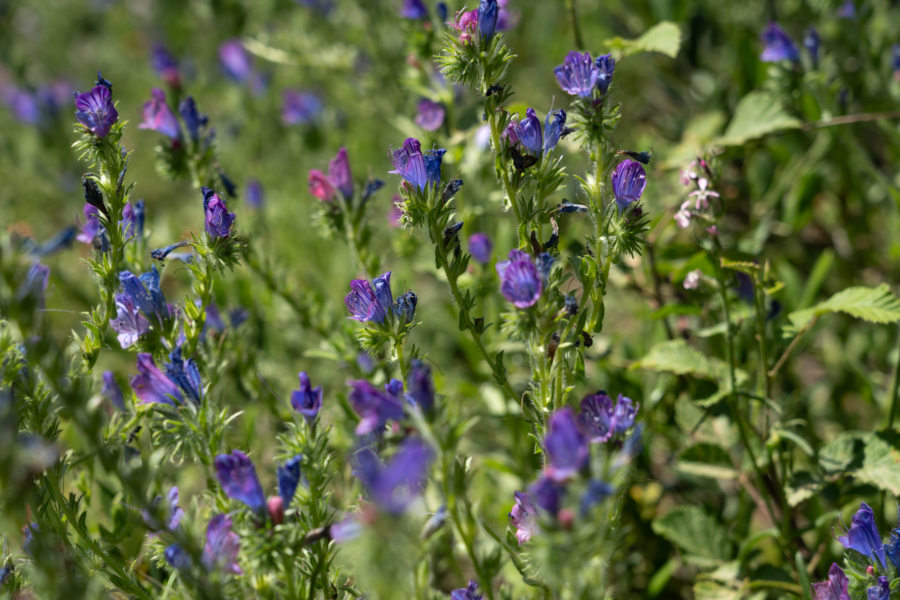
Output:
[308,147,353,201]
[202,514,242,574]
[138,88,180,139]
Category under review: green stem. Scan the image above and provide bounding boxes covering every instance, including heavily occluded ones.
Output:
[564,0,585,49]
[887,324,900,427]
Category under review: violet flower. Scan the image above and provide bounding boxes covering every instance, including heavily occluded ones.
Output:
[245,179,264,208]
[505,108,543,157]
[308,147,353,202]
[867,577,889,600]
[529,475,565,516]
[352,439,433,514]
[451,580,484,600]
[414,99,445,131]
[836,502,887,569]
[219,40,253,82]
[554,51,600,98]
[214,450,266,514]
[291,371,323,423]
[496,249,542,308]
[611,159,647,212]
[406,359,435,414]
[143,486,184,532]
[130,353,183,406]
[811,563,850,600]
[544,407,588,482]
[77,204,101,245]
[102,371,125,410]
[277,454,303,506]
[468,233,492,264]
[760,23,800,63]
[118,265,169,327]
[595,54,615,95]
[348,379,405,435]
[282,90,322,125]
[138,88,179,138]
[202,187,236,239]
[151,44,181,88]
[508,491,537,544]
[401,0,427,18]
[202,514,242,574]
[543,109,566,154]
[164,345,203,404]
[74,84,118,138]
[389,138,445,191]
[109,293,150,348]
[345,272,393,323]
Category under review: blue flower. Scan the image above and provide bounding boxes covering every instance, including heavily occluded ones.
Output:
[394,291,418,325]
[595,54,615,94]
[804,28,820,66]
[74,84,118,138]
[885,509,900,570]
[544,407,588,482]
[400,0,427,19]
[529,475,565,515]
[130,353,183,406]
[277,454,303,506]
[219,40,253,82]
[867,577,889,600]
[506,108,543,156]
[102,371,125,410]
[151,44,180,88]
[406,359,434,413]
[203,187,236,239]
[164,544,190,571]
[468,233,492,264]
[554,51,600,98]
[352,439,433,514]
[118,265,169,327]
[291,372,323,423]
[215,450,266,514]
[390,138,445,190]
[811,563,850,600]
[477,0,499,41]
[612,394,638,433]
[451,580,484,600]
[760,23,800,63]
[282,89,322,125]
[577,392,614,443]
[611,159,647,212]
[109,293,150,349]
[535,252,554,283]
[580,480,614,516]
[345,272,394,323]
[245,179,264,208]
[543,109,566,154]
[496,249,542,308]
[164,345,203,404]
[178,96,203,144]
[202,514,242,574]
[348,379,405,435]
[143,486,184,532]
[836,502,886,569]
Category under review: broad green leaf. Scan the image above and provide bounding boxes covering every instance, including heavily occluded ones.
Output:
[693,581,742,600]
[714,91,801,147]
[632,339,746,385]
[856,432,900,495]
[678,444,737,480]
[605,21,681,59]
[819,432,864,475]
[788,284,900,331]
[652,505,730,566]
[786,471,822,507]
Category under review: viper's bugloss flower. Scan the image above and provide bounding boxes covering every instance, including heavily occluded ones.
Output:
[131,353,183,405]
[535,252,554,283]
[348,379,405,435]
[394,290,417,324]
[110,293,150,348]
[119,265,169,326]
[308,147,353,201]
[178,96,204,144]
[202,187,236,239]
[595,53,615,95]
[611,159,647,212]
[468,233,492,264]
[353,439,433,514]
[77,204,101,245]
[496,249,542,308]
[291,371,323,423]
[543,109,566,153]
[893,45,900,79]
[219,39,252,82]
[836,502,887,569]
[477,0,498,41]
[390,138,444,190]
[345,272,393,323]
[244,178,264,209]
[406,359,434,413]
[282,89,322,125]
[811,563,850,600]
[544,407,588,482]
[554,51,599,98]
[760,23,800,63]
[451,9,478,44]
[509,491,537,544]
[529,475,564,515]
[165,544,190,571]
[505,107,543,156]
[138,88,179,138]
[577,392,638,442]
[164,345,203,404]
[867,577,889,600]
[580,480,614,516]
[19,261,49,306]
[203,514,242,574]
[143,486,184,532]
[451,580,484,600]
[121,201,137,237]
[102,371,125,410]
[414,99,445,131]
[151,44,180,88]
[886,511,900,570]
[804,28,820,66]
[330,515,362,542]
[74,84,118,138]
[401,0,427,18]
[612,394,638,433]
[277,454,303,506]
[215,450,266,514]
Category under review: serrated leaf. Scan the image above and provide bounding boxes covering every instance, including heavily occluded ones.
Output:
[606,21,682,59]
[788,284,900,331]
[652,505,730,566]
[632,339,745,385]
[714,91,801,147]
[856,432,900,495]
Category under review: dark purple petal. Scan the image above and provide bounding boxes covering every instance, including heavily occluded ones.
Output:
[290,371,323,423]
[277,454,303,507]
[544,407,588,482]
[202,187,236,238]
[214,450,266,513]
[477,0,498,41]
[74,85,118,138]
[760,23,800,63]
[130,353,182,405]
[203,514,242,574]
[554,51,599,98]
[611,159,647,211]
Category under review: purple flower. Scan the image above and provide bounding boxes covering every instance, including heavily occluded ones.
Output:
[245,179,264,208]
[554,51,600,98]
[886,510,900,570]
[509,491,537,544]
[203,514,242,574]
[468,233,492,264]
[804,28,820,66]
[215,450,266,514]
[102,371,125,410]
[143,486,184,532]
[543,109,566,154]
[109,293,150,348]
[406,359,434,413]
[202,187,236,239]
[836,502,887,569]
[400,0,427,18]
[577,392,614,442]
[451,580,484,600]
[277,454,303,507]
[74,85,118,138]
[414,99,445,131]
[118,266,169,327]
[291,372,323,423]
[219,40,253,82]
[451,9,479,44]
[544,407,588,482]
[352,439,433,514]
[164,345,203,404]
[19,261,49,306]
[121,201,137,237]
[165,544,190,571]
[345,272,394,323]
[611,159,647,211]
[496,249,542,308]
[77,203,101,245]
[867,577,889,600]
[308,147,353,202]
[612,394,638,433]
[506,108,543,157]
[151,44,180,88]
[138,88,179,139]
[529,475,565,516]
[348,379,405,435]
[282,90,322,125]
[394,290,417,324]
[595,54,615,95]
[178,96,204,144]
[760,23,800,63]
[811,563,850,600]
[330,515,362,542]
[837,1,856,18]
[130,353,183,406]
[390,138,445,191]
[477,0,499,41]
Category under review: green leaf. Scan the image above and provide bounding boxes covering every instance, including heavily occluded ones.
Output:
[605,21,681,59]
[856,432,900,495]
[632,339,743,384]
[819,432,864,475]
[652,505,730,567]
[788,284,900,331]
[786,471,822,507]
[714,91,801,147]
[693,581,742,600]
[677,444,737,480]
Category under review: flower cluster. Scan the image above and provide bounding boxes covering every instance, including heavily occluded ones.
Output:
[675,158,719,230]
[503,107,566,169]
[389,137,445,192]
[73,74,118,138]
[308,147,353,202]
[215,450,303,524]
[344,271,416,326]
[130,347,203,406]
[554,51,616,99]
